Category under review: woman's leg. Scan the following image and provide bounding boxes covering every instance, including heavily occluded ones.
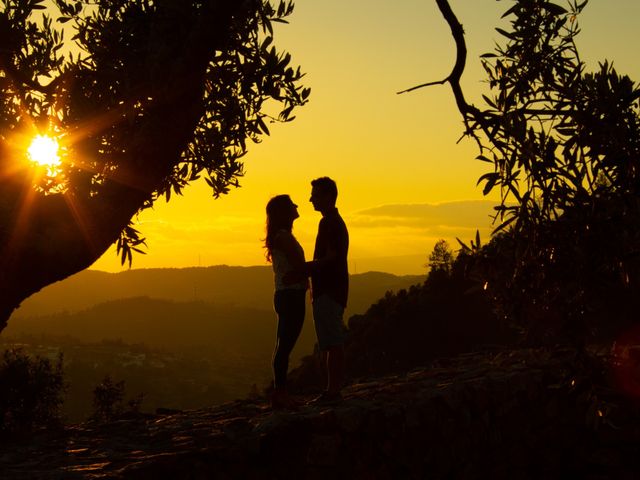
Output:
[273,289,305,390]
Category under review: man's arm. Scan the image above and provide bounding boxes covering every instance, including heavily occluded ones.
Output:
[305,220,347,274]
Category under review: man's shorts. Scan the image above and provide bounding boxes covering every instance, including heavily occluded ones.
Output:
[312,294,346,351]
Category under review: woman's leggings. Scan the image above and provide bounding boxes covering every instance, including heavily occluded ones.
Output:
[273,289,306,389]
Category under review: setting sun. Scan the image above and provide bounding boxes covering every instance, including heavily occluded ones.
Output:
[28,135,61,170]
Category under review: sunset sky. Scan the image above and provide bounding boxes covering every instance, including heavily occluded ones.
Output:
[87,0,640,275]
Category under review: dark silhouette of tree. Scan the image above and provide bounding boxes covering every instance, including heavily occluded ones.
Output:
[91,374,142,422]
[91,375,126,422]
[288,251,517,390]
[401,0,640,342]
[426,239,454,276]
[0,0,308,330]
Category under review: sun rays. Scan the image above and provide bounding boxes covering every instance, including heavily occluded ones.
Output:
[28,135,62,175]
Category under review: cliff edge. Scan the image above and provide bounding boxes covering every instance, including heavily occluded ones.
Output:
[2,348,639,479]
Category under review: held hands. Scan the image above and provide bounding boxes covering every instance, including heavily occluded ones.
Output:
[282,246,338,285]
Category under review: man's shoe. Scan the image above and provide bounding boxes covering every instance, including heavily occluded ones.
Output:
[271,389,300,410]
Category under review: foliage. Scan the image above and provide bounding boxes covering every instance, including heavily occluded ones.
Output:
[0,348,65,435]
[472,0,640,230]
[434,0,640,342]
[465,224,640,344]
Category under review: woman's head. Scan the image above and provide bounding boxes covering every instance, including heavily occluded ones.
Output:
[266,195,299,225]
[264,195,299,261]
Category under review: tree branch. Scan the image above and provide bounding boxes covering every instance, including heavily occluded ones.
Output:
[397,79,447,95]
[397,0,489,152]
[398,0,469,111]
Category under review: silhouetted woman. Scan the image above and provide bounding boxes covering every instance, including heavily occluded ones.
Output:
[264,195,308,409]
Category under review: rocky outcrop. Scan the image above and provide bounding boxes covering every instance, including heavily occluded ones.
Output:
[2,348,639,479]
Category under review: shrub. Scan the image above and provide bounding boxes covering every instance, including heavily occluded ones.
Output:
[91,375,144,421]
[0,348,65,435]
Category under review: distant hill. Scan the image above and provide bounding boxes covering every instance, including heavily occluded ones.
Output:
[3,268,425,416]
[7,297,278,352]
[5,267,424,361]
[10,266,424,322]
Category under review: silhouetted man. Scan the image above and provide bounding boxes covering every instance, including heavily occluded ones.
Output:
[306,176,348,403]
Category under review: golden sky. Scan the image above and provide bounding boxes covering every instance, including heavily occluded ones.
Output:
[88,0,640,275]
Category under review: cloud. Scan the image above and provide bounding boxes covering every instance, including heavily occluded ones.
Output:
[350,200,499,230]
[343,200,504,274]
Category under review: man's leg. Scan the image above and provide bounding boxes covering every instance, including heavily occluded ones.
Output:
[326,345,344,395]
[312,295,346,401]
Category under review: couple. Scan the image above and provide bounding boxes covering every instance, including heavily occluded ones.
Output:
[265,176,348,409]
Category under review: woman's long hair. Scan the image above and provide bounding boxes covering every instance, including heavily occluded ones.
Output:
[264,195,294,263]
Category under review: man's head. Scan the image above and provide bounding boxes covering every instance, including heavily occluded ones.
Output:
[310,177,338,213]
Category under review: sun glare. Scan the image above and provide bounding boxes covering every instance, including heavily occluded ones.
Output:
[28,135,61,170]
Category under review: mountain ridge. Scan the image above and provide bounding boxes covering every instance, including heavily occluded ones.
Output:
[11,265,423,322]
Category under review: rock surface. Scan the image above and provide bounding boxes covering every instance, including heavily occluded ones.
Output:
[2,348,640,479]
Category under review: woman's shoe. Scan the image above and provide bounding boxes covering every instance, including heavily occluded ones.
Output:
[271,389,299,410]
